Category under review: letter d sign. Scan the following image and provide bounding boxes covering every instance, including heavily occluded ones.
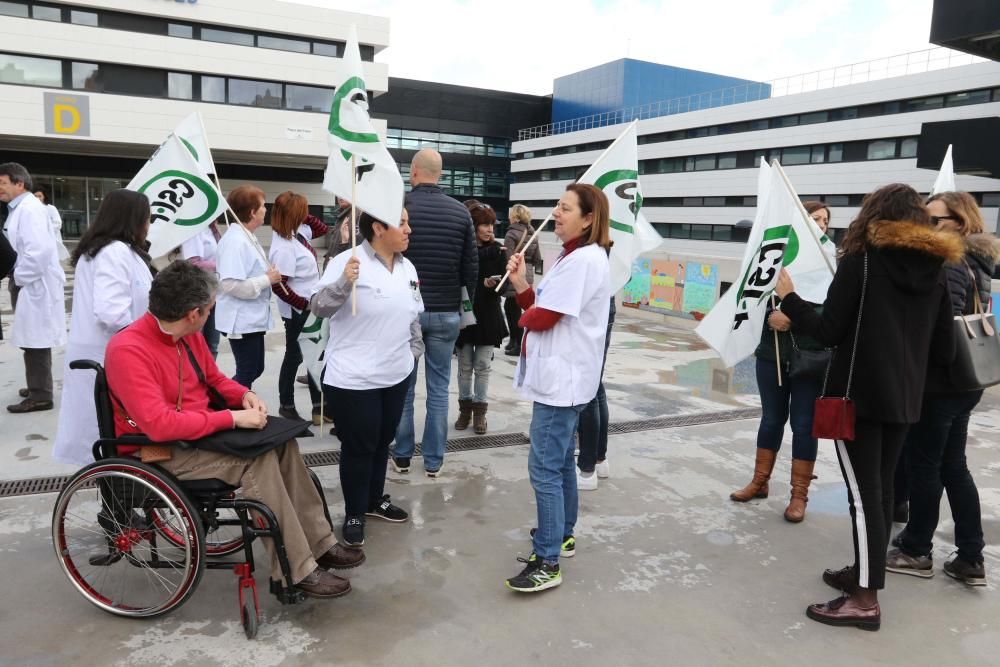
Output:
[44,92,91,137]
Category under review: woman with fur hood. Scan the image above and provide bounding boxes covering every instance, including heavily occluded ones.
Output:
[775,183,961,632]
[886,191,1000,587]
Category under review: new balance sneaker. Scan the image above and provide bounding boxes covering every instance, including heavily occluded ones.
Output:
[885,548,933,578]
[366,494,408,522]
[943,554,987,586]
[342,515,365,546]
[505,554,562,593]
[577,469,598,491]
[391,457,411,474]
[528,528,576,557]
[595,459,610,479]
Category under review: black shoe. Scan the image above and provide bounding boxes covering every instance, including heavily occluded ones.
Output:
[893,502,909,524]
[505,554,561,593]
[504,346,521,357]
[822,564,858,593]
[278,405,302,420]
[391,457,410,474]
[329,426,339,438]
[366,494,408,522]
[342,516,365,546]
[529,527,576,557]
[6,398,53,413]
[296,375,308,385]
[943,554,987,586]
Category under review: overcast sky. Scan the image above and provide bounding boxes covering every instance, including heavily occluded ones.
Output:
[295,0,938,95]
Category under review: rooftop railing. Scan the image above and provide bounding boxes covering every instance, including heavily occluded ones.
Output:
[517,47,987,141]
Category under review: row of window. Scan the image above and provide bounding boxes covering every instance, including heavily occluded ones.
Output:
[387,129,511,158]
[0,0,373,60]
[512,137,920,183]
[397,164,509,199]
[514,86,999,160]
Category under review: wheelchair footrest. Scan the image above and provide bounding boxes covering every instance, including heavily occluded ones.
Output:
[269,578,306,605]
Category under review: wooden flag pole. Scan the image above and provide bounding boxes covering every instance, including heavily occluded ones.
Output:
[770,295,783,387]
[772,160,835,276]
[494,210,554,292]
[350,154,358,316]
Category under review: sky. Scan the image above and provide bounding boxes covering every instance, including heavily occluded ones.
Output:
[294,0,939,95]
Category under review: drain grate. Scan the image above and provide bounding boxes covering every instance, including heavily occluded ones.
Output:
[0,406,760,497]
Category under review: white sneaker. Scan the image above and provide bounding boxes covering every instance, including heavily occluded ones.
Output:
[577,469,598,491]
[595,459,610,479]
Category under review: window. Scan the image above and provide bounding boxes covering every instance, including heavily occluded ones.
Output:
[32,4,60,21]
[682,197,703,207]
[717,153,737,169]
[782,146,811,165]
[168,23,193,39]
[669,224,691,239]
[228,79,281,108]
[899,137,918,159]
[829,107,858,121]
[828,144,844,162]
[824,195,849,206]
[810,145,826,163]
[312,42,341,57]
[946,89,991,107]
[0,1,28,18]
[202,27,254,47]
[982,193,1000,207]
[285,84,333,112]
[258,35,310,54]
[0,52,61,86]
[712,225,733,241]
[703,197,725,207]
[742,196,757,206]
[750,119,769,131]
[168,72,193,100]
[71,62,100,91]
[70,10,98,26]
[800,111,829,125]
[690,224,712,240]
[866,140,897,160]
[694,155,715,171]
[776,115,799,128]
[201,76,225,103]
[904,96,943,112]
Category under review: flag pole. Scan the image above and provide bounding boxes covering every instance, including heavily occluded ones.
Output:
[495,120,640,292]
[770,295,783,387]
[772,160,835,275]
[350,155,358,317]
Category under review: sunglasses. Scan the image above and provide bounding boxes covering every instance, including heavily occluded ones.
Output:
[930,215,958,225]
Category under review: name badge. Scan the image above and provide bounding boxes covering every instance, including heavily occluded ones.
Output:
[410,279,422,302]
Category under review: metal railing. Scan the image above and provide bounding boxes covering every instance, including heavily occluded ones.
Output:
[517,47,987,141]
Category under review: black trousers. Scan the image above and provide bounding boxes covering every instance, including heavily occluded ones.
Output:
[327,376,410,517]
[227,332,266,390]
[504,296,522,350]
[834,418,909,589]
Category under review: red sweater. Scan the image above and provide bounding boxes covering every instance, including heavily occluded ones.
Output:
[105,313,248,441]
[517,237,581,332]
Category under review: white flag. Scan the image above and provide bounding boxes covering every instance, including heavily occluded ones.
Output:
[323,24,403,227]
[931,144,956,195]
[696,160,834,367]
[298,311,329,386]
[174,112,217,178]
[577,121,663,291]
[127,134,228,260]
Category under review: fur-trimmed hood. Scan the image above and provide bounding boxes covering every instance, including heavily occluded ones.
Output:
[965,232,1000,275]
[866,220,964,293]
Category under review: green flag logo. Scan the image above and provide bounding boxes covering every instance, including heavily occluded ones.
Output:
[731,225,800,330]
[139,170,220,227]
[328,76,379,145]
[594,169,642,235]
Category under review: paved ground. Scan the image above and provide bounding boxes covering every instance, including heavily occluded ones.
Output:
[1,274,999,666]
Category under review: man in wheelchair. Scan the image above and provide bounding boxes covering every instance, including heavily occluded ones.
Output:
[103,260,363,599]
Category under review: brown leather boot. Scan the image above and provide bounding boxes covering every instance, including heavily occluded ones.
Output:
[472,402,488,435]
[784,459,817,523]
[730,448,777,502]
[454,400,473,430]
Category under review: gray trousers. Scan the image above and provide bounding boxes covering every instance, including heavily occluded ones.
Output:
[9,281,53,402]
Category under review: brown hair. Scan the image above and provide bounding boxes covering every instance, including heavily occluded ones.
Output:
[469,203,496,228]
[926,191,984,236]
[226,184,265,224]
[565,183,611,249]
[838,183,931,257]
[803,200,831,222]
[271,191,308,238]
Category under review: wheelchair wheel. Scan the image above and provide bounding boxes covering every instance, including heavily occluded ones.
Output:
[152,507,245,557]
[52,460,206,618]
[241,596,259,639]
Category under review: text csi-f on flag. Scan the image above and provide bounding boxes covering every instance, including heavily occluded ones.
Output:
[127,133,228,260]
[577,121,663,291]
[695,160,834,367]
[323,24,403,227]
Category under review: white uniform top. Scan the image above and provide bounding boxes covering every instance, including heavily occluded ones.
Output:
[45,204,70,262]
[269,233,319,319]
[180,226,219,264]
[215,223,273,335]
[514,242,611,407]
[53,241,152,465]
[3,193,67,348]
[314,242,423,390]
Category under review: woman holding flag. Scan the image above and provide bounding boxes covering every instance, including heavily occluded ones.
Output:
[503,183,611,593]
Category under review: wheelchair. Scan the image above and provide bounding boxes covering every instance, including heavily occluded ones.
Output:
[51,360,333,639]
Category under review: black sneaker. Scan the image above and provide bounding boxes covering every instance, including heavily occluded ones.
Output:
[391,457,410,474]
[342,516,365,546]
[943,554,987,586]
[505,554,561,592]
[366,494,408,523]
[278,405,302,420]
[529,527,576,557]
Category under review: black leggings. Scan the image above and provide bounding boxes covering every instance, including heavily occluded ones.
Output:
[834,418,908,589]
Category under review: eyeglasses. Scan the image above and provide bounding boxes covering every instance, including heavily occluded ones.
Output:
[931,215,958,225]
[474,203,492,210]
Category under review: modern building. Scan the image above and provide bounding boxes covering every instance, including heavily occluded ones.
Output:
[0,0,389,235]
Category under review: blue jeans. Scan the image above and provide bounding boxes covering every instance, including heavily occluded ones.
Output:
[394,311,461,471]
[529,401,585,564]
[457,344,493,403]
[754,357,821,461]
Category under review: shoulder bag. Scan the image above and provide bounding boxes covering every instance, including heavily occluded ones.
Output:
[787,330,832,380]
[949,262,1000,391]
[812,252,867,441]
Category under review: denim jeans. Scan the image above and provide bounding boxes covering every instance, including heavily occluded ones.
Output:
[754,357,822,461]
[529,401,585,564]
[897,390,986,563]
[578,303,615,472]
[201,304,220,359]
[279,309,321,409]
[394,311,461,471]
[227,332,266,390]
[457,344,494,403]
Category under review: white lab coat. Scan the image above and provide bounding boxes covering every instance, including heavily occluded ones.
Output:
[4,194,67,349]
[52,241,152,465]
[45,204,70,262]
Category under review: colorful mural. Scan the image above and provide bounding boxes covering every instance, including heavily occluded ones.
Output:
[622,256,720,317]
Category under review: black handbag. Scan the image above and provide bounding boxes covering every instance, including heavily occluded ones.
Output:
[787,330,832,380]
[949,263,1000,391]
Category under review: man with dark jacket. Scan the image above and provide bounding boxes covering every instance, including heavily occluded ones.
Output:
[392,149,478,477]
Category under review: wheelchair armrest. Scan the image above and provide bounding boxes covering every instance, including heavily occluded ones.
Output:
[93,436,193,461]
[69,359,102,372]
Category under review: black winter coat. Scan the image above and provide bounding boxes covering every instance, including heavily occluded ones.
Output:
[403,184,478,312]
[457,241,509,347]
[782,220,962,424]
[926,232,1000,393]
[754,298,825,367]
